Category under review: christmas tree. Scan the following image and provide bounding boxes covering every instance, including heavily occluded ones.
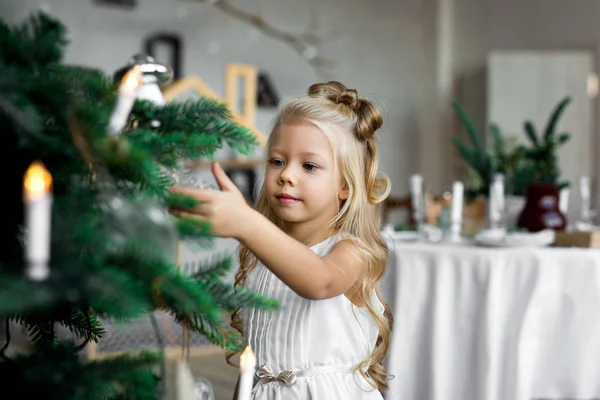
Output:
[0,12,275,399]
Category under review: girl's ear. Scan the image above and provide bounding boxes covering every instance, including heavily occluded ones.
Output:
[339,180,349,201]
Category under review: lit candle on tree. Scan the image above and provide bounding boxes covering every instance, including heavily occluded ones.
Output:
[237,345,256,400]
[107,65,143,136]
[23,161,53,281]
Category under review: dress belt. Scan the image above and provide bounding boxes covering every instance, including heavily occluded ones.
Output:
[253,363,354,388]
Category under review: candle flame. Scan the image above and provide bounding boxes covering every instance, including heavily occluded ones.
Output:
[240,345,256,371]
[122,65,143,91]
[24,161,52,199]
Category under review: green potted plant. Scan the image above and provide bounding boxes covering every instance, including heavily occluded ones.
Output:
[451,101,534,196]
[515,96,572,231]
[517,97,571,188]
[451,97,572,231]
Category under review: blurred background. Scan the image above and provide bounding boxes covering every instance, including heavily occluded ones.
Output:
[4,0,599,224]
[3,1,600,398]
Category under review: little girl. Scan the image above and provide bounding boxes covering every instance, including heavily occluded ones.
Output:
[170,81,393,399]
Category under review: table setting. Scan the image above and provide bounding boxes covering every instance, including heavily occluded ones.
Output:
[380,168,600,400]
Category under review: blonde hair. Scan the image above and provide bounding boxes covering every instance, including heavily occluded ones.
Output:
[227,81,393,390]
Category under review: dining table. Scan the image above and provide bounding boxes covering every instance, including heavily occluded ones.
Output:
[380,237,600,400]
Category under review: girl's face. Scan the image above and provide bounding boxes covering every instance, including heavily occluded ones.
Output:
[265,122,349,232]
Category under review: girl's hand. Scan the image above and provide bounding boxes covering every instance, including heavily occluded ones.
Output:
[169,161,253,238]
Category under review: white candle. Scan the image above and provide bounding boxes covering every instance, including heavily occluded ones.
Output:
[136,82,165,105]
[580,176,591,200]
[579,176,591,222]
[108,65,143,136]
[238,346,256,400]
[488,174,505,229]
[559,187,570,215]
[23,161,53,281]
[451,181,464,223]
[409,174,424,226]
[410,174,423,200]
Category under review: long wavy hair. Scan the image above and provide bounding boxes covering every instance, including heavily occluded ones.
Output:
[226,81,393,390]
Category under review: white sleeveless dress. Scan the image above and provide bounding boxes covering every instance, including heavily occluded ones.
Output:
[243,234,385,400]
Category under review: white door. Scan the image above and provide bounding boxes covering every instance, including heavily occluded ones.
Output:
[487,50,595,223]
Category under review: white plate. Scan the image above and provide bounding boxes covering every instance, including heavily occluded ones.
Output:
[381,230,420,241]
[474,229,555,248]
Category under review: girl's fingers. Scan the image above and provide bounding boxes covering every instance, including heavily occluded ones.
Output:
[211,161,238,192]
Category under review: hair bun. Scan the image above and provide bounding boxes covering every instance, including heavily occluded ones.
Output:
[354,98,383,141]
[336,89,358,110]
[307,81,383,141]
[308,81,344,101]
[308,82,360,111]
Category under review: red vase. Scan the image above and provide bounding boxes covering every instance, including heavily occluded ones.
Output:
[517,184,566,232]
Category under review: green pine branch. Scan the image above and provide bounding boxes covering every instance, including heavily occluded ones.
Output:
[198,280,279,314]
[0,12,67,68]
[130,99,258,156]
[190,255,232,279]
[58,309,106,344]
[0,343,160,400]
[175,215,212,240]
[8,307,105,349]
[170,311,241,353]
[125,128,222,166]
[0,273,58,315]
[0,11,276,399]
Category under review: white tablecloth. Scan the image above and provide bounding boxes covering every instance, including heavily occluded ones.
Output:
[381,241,600,400]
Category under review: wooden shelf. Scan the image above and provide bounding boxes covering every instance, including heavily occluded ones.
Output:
[185,159,263,170]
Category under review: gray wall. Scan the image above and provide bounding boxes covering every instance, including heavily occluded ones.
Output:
[1,0,443,265]
[451,0,600,135]
[2,0,440,196]
[4,0,599,190]
[4,0,599,252]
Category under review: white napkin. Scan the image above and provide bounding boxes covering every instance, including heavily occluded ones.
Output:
[574,221,600,232]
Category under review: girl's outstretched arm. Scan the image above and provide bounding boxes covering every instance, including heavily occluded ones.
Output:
[169,162,366,300]
[237,208,366,300]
